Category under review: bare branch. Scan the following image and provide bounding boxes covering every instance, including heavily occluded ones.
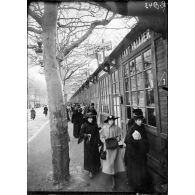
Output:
[28,27,43,34]
[28,8,42,26]
[28,45,37,49]
[61,14,116,58]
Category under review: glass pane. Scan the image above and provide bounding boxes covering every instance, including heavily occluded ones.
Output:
[125,92,130,105]
[117,106,120,118]
[116,83,119,94]
[144,49,152,69]
[126,106,131,119]
[116,96,120,105]
[132,92,137,106]
[114,84,116,94]
[113,97,116,105]
[111,72,114,82]
[138,91,145,107]
[124,64,129,77]
[137,73,144,90]
[147,108,156,127]
[129,60,136,75]
[145,69,154,88]
[114,106,117,116]
[135,55,143,73]
[131,76,136,91]
[146,89,155,106]
[115,70,118,82]
[124,78,129,91]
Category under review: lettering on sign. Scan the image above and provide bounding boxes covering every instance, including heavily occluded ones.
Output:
[86,41,112,56]
[121,29,151,59]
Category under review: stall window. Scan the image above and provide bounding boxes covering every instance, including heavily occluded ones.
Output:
[123,63,131,124]
[123,48,156,127]
[111,70,121,127]
[99,76,110,113]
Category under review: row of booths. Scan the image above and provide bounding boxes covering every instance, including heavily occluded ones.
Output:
[70,23,168,185]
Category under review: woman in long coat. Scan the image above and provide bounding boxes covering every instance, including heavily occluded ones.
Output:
[124,115,152,192]
[124,109,144,166]
[100,115,125,189]
[78,112,101,178]
[71,107,83,138]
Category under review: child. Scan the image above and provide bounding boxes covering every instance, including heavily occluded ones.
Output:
[124,114,152,192]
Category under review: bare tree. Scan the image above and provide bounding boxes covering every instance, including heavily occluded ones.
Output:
[27,1,131,185]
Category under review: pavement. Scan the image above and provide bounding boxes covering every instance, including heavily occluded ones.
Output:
[27,119,132,192]
[28,107,49,141]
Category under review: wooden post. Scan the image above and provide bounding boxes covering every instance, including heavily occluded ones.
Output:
[102,39,106,61]
[96,53,100,67]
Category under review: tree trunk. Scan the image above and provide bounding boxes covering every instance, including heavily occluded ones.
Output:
[42,2,69,184]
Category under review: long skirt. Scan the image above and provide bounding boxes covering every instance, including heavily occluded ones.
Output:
[127,156,152,192]
[73,123,81,138]
[83,141,101,174]
[102,147,125,175]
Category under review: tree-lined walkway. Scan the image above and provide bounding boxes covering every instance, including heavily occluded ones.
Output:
[28,121,131,192]
[28,107,49,141]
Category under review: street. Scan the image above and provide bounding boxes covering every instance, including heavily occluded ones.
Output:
[28,107,49,141]
[27,112,131,192]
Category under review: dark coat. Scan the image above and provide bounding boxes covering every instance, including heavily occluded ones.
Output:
[124,118,135,167]
[71,110,83,138]
[79,121,101,174]
[30,109,36,119]
[66,108,70,121]
[43,107,48,115]
[124,123,152,192]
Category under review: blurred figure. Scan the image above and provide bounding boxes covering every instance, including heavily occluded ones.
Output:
[71,105,83,138]
[43,105,48,117]
[30,108,36,120]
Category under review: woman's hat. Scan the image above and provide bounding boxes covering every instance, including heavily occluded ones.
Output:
[84,112,96,119]
[104,115,119,123]
[132,109,143,116]
[134,115,144,120]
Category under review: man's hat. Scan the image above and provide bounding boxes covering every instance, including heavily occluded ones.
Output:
[104,115,119,123]
[84,112,96,119]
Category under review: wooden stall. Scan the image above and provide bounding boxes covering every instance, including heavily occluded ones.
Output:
[70,23,168,185]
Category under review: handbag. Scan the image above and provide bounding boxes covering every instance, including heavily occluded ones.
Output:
[105,137,118,150]
[100,145,107,160]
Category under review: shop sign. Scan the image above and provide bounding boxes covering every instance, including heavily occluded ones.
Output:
[130,29,151,52]
[121,29,151,59]
[86,41,112,56]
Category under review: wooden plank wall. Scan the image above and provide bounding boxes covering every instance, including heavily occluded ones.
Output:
[155,37,168,135]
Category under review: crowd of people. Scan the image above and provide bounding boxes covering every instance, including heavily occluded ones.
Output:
[30,102,153,192]
[66,102,153,192]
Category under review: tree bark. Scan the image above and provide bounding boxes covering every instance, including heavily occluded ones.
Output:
[42,2,69,184]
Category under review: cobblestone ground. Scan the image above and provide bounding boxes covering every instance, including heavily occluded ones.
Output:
[28,119,131,192]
